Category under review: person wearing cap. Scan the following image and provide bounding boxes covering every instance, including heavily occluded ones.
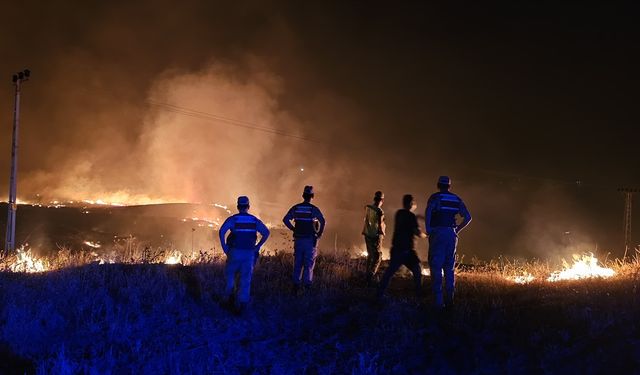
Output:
[283,185,326,293]
[219,196,270,313]
[362,191,386,285]
[425,176,472,309]
[377,194,426,298]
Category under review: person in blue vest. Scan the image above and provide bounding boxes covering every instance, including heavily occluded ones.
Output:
[283,185,326,293]
[377,194,426,299]
[425,176,472,309]
[219,196,270,313]
[362,191,386,286]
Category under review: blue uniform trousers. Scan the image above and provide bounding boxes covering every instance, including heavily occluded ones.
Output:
[293,237,317,286]
[428,227,457,307]
[225,249,255,303]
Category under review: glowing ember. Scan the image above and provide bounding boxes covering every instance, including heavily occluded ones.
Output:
[213,203,232,214]
[83,241,101,249]
[547,253,615,282]
[184,216,219,228]
[164,251,182,265]
[508,272,535,284]
[358,250,368,257]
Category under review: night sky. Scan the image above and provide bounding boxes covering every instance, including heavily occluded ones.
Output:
[1,1,639,259]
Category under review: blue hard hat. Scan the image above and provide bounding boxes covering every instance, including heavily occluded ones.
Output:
[303,185,314,195]
[438,176,451,185]
[237,196,250,206]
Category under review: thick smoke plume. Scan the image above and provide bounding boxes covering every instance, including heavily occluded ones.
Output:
[0,1,634,258]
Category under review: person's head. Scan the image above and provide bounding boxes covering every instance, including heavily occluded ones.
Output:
[237,196,250,213]
[302,185,314,202]
[373,191,384,207]
[437,176,452,192]
[402,194,416,211]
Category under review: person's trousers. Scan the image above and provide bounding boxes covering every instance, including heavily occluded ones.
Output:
[293,237,317,286]
[428,227,457,307]
[378,249,422,293]
[225,249,255,303]
[364,235,382,279]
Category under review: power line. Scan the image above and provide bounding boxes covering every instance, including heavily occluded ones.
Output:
[77,86,636,190]
[146,100,322,144]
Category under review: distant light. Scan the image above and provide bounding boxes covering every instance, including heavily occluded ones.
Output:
[300,167,304,172]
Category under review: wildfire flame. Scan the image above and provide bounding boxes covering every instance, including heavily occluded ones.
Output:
[547,253,615,282]
[6,247,47,273]
[164,251,183,265]
[83,241,101,249]
[509,272,535,284]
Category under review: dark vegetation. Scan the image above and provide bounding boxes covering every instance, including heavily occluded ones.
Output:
[1,252,639,374]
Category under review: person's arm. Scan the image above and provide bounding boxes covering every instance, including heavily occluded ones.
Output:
[425,197,435,236]
[414,213,427,239]
[315,208,326,238]
[378,209,386,237]
[282,206,296,232]
[218,218,233,254]
[455,201,472,234]
[255,220,271,250]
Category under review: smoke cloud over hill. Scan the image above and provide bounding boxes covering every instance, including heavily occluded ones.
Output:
[0,1,637,257]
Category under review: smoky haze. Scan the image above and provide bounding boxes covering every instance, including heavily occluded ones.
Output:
[1,1,638,260]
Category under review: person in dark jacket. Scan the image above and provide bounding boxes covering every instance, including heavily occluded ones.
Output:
[219,196,270,313]
[377,194,426,298]
[362,191,386,285]
[283,185,326,293]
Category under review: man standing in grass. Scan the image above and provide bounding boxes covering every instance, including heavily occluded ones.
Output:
[377,194,426,298]
[362,191,386,286]
[283,185,326,294]
[219,196,270,314]
[425,176,472,309]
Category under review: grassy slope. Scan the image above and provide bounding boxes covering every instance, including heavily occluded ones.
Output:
[1,254,639,374]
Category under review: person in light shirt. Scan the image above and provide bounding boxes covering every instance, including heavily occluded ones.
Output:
[362,191,386,286]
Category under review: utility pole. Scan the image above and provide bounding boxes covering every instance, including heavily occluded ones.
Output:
[191,227,196,253]
[618,187,639,260]
[4,69,30,256]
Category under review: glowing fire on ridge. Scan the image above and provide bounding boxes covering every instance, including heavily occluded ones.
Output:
[13,193,184,207]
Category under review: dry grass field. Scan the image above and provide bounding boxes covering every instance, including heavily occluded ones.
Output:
[1,248,639,374]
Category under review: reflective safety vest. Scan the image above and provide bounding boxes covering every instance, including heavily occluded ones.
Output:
[230,214,258,250]
[292,203,317,237]
[362,204,384,238]
[429,192,463,227]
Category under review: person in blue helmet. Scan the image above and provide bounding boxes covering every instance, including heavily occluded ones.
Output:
[219,196,270,313]
[283,185,326,294]
[425,176,472,309]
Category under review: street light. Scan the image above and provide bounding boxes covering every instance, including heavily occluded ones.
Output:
[4,69,30,256]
